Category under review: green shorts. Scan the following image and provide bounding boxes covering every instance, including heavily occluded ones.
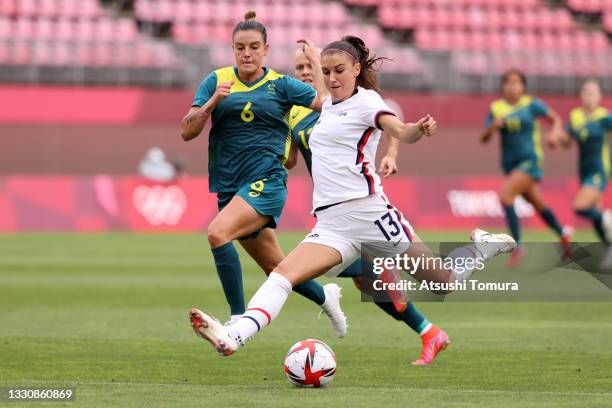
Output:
[503,157,542,181]
[217,173,288,239]
[580,171,608,191]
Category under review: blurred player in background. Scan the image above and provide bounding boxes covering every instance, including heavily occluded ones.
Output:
[189,36,516,357]
[561,79,612,267]
[138,147,186,182]
[180,11,347,337]
[481,69,572,267]
[285,47,448,366]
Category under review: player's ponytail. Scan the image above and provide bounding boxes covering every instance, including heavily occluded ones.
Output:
[322,36,388,92]
[232,10,267,44]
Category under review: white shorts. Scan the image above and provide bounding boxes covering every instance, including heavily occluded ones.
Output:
[302,192,415,277]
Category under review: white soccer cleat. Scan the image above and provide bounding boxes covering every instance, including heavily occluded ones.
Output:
[603,210,612,242]
[470,228,517,256]
[319,283,348,338]
[189,308,239,356]
[599,246,612,270]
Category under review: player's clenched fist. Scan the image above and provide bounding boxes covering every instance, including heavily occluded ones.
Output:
[417,114,437,137]
[212,81,233,104]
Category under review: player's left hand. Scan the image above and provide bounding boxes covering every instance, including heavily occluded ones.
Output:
[379,155,398,178]
[417,114,437,137]
[545,131,560,149]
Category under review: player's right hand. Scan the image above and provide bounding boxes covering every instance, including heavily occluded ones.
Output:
[492,118,505,129]
[212,81,233,104]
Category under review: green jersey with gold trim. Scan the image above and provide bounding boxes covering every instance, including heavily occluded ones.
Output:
[192,66,315,192]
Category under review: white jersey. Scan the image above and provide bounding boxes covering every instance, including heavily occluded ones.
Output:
[309,87,396,211]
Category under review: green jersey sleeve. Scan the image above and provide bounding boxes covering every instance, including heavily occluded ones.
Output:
[192,72,218,107]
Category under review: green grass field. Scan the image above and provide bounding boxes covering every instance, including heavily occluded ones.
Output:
[1,230,612,407]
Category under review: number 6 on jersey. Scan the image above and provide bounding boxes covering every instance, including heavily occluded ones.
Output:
[241,102,254,122]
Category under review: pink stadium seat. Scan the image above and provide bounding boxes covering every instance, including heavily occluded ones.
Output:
[173,0,192,23]
[34,18,54,40]
[327,3,348,26]
[0,39,8,63]
[58,0,79,19]
[32,42,53,65]
[92,42,113,66]
[74,42,94,66]
[17,0,37,18]
[52,41,72,66]
[13,40,31,64]
[82,0,102,19]
[116,18,138,42]
[590,31,610,49]
[56,19,74,41]
[75,19,95,41]
[96,18,115,42]
[14,17,34,40]
[134,0,154,21]
[0,16,11,38]
[114,43,133,66]
[604,13,612,32]
[39,0,56,18]
[172,22,192,43]
[0,0,17,17]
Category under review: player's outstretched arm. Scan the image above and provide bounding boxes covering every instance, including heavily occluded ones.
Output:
[180,81,232,141]
[480,118,503,144]
[378,113,437,144]
[297,38,329,112]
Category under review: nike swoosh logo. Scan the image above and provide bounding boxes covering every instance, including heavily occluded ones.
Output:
[393,239,402,246]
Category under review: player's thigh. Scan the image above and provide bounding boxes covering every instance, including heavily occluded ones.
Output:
[500,169,535,204]
[208,195,271,243]
[401,232,453,285]
[520,183,547,212]
[573,185,601,210]
[239,228,285,274]
[274,242,342,286]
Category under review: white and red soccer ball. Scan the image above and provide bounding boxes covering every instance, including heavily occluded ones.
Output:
[283,339,336,388]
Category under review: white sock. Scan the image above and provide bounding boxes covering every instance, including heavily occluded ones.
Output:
[229,272,292,345]
[446,245,486,282]
[419,322,433,336]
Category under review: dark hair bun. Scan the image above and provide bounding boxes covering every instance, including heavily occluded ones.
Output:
[341,35,367,60]
[244,10,256,21]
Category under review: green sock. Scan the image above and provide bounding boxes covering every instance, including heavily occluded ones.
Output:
[576,208,609,244]
[211,242,245,316]
[375,301,430,334]
[503,205,521,243]
[539,208,564,236]
[294,280,326,306]
[337,259,361,278]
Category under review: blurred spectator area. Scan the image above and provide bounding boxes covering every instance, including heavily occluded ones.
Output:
[0,0,610,92]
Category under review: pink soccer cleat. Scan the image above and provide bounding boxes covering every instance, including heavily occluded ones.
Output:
[411,326,450,366]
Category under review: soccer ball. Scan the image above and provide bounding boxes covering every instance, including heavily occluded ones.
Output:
[283,339,336,388]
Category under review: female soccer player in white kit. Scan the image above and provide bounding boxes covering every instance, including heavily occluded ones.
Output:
[189,36,517,356]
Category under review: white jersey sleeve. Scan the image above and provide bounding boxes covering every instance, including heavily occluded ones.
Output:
[358,89,397,130]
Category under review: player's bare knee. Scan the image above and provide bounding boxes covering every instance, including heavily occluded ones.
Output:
[499,191,514,207]
[207,223,231,248]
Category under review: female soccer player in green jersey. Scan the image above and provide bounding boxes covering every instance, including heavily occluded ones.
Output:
[561,80,612,267]
[480,69,571,267]
[180,11,347,336]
